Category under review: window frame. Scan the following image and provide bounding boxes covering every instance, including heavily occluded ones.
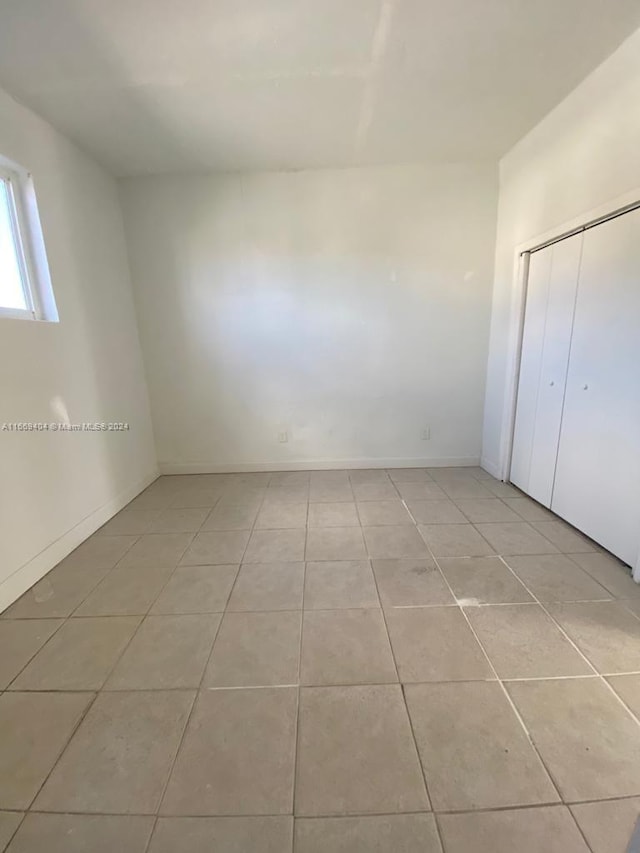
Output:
[0,159,56,322]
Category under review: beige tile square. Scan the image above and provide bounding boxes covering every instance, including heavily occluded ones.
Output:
[571,553,640,599]
[349,470,391,485]
[244,529,306,562]
[0,811,22,851]
[483,480,522,499]
[128,490,174,511]
[295,685,428,816]
[310,472,350,486]
[301,610,396,686]
[0,692,92,809]
[225,473,270,487]
[255,502,308,529]
[0,620,63,689]
[418,524,493,558]
[547,601,640,673]
[119,534,193,568]
[357,501,413,526]
[507,678,640,800]
[502,497,555,521]
[372,559,454,607]
[607,675,640,717]
[294,814,441,853]
[201,503,259,531]
[270,471,310,486]
[2,563,111,619]
[304,561,379,609]
[570,798,640,853]
[455,499,522,523]
[263,485,309,504]
[148,817,293,853]
[623,599,640,619]
[34,690,194,814]
[505,554,611,602]
[58,535,138,570]
[474,523,558,555]
[305,528,366,561]
[105,615,221,690]
[438,556,532,604]
[10,617,140,691]
[405,500,466,524]
[351,482,399,501]
[387,468,433,482]
[395,482,447,501]
[531,521,596,553]
[7,814,154,853]
[465,604,591,678]
[309,482,354,502]
[386,607,492,682]
[439,807,589,853]
[438,479,494,500]
[151,565,238,614]
[405,681,558,810]
[148,508,209,534]
[97,509,160,536]
[218,489,265,510]
[181,531,250,565]
[307,502,359,527]
[161,688,297,815]
[465,467,496,480]
[203,611,301,687]
[227,562,304,611]
[170,489,225,508]
[362,526,429,559]
[429,467,477,481]
[74,564,175,616]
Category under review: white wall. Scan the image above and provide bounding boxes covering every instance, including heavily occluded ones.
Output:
[0,87,157,610]
[482,28,640,476]
[120,163,497,472]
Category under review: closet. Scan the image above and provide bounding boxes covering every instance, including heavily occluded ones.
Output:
[510,206,640,566]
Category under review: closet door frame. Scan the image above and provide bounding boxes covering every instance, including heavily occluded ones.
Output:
[495,189,640,582]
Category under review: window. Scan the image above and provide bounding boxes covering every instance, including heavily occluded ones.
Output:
[0,158,57,321]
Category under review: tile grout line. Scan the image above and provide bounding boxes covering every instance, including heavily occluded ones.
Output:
[3,470,639,842]
[291,553,308,840]
[15,794,640,821]
[405,501,570,812]
[141,473,275,853]
[360,515,444,848]
[497,554,640,731]
[2,530,152,693]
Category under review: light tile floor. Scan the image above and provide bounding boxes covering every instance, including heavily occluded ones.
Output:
[1,467,640,852]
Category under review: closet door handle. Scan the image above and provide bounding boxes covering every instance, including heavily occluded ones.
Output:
[549,381,555,387]
[583,384,589,390]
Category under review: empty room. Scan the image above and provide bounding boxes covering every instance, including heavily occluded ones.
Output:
[1,1,640,851]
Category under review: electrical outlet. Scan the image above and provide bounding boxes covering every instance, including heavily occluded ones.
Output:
[277,431,288,443]
[421,426,431,441]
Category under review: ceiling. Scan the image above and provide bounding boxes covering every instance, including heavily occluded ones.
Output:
[0,0,639,176]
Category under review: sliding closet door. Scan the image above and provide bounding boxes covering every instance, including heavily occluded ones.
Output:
[552,208,640,565]
[510,233,583,506]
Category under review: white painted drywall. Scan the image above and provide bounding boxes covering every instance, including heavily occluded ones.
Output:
[120,163,497,472]
[482,27,640,476]
[0,86,157,610]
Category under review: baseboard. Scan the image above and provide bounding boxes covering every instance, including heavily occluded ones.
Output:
[159,456,481,475]
[480,456,502,480]
[0,469,159,613]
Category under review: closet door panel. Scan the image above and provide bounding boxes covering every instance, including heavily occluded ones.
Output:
[510,246,552,496]
[510,233,582,506]
[552,208,640,565]
[527,234,583,505]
